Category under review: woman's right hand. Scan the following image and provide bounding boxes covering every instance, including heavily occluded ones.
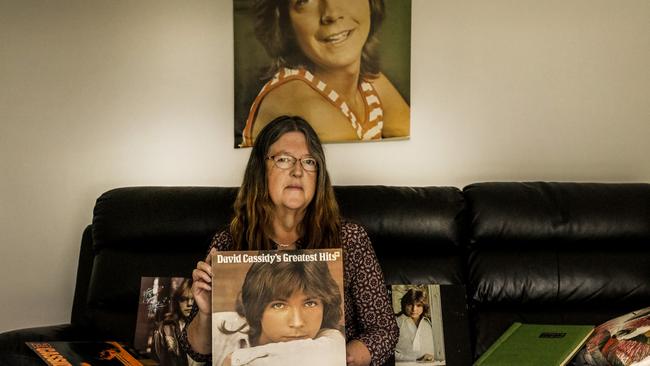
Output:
[191,247,215,316]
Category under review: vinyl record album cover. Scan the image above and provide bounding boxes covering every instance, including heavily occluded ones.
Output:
[211,249,345,366]
[388,284,472,366]
[26,341,150,366]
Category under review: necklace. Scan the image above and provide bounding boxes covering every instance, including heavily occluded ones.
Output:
[275,241,292,249]
[272,238,301,249]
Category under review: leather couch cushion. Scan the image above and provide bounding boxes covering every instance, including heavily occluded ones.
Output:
[335,186,466,285]
[464,182,650,356]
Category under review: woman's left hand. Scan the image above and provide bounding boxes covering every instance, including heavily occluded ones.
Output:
[346,340,371,366]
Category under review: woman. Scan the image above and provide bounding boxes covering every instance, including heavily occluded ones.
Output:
[153,279,194,366]
[215,260,345,366]
[180,115,398,366]
[239,0,410,147]
[394,289,435,362]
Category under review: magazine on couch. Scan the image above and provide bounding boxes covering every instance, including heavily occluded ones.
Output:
[580,305,650,366]
[211,249,345,366]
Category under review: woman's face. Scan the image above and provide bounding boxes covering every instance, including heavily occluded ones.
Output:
[257,289,324,345]
[288,0,371,73]
[266,131,317,214]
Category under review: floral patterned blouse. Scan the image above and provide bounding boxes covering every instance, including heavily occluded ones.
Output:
[179,222,399,365]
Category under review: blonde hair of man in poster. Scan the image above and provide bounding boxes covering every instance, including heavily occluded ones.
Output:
[234,0,411,148]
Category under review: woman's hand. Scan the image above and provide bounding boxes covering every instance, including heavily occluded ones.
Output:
[346,340,371,366]
[192,247,215,316]
[186,248,215,355]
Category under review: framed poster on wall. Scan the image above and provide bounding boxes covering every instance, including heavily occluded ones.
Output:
[233,0,411,148]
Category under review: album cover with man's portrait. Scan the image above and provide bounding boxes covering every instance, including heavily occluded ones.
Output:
[211,249,345,366]
[133,276,194,364]
[233,0,412,148]
[388,284,473,366]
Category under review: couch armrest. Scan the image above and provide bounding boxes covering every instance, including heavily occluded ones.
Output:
[71,225,94,327]
[0,323,98,362]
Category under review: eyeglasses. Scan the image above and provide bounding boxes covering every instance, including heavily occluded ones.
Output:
[267,154,318,171]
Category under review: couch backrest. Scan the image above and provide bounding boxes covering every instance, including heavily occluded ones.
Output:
[82,187,237,339]
[463,182,650,355]
[74,183,650,358]
[335,186,466,285]
[77,185,466,342]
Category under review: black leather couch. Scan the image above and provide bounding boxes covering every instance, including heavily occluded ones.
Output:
[2,182,649,365]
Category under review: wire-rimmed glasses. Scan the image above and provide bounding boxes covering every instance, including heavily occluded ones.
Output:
[267,154,318,171]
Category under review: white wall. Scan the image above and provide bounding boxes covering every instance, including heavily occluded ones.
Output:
[1,0,648,332]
